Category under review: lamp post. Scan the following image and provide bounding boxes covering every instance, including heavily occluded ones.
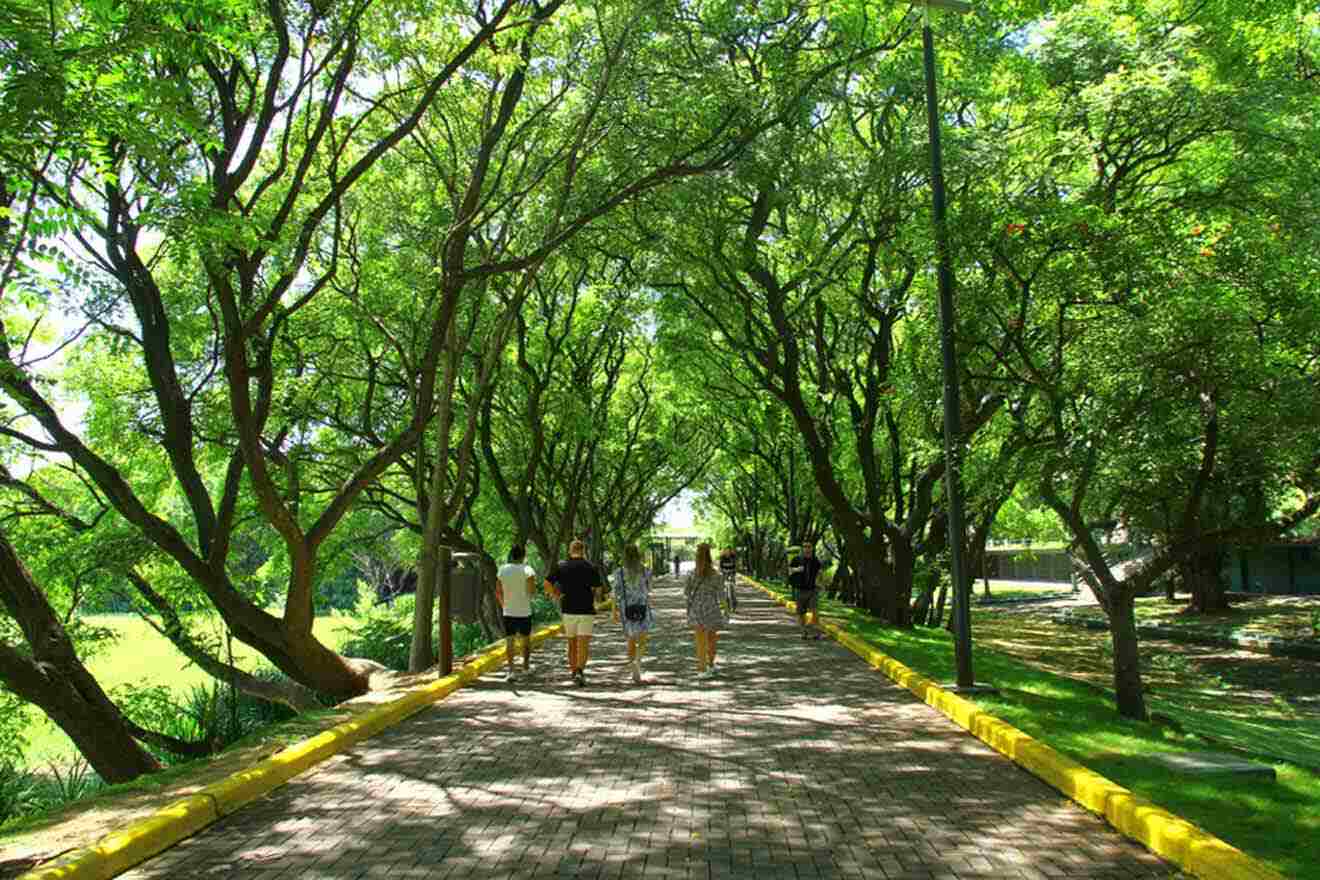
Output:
[917,0,981,690]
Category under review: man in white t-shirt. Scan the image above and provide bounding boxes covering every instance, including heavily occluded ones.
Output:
[496,544,537,680]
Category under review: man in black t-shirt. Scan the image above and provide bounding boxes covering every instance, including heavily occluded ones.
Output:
[545,539,603,686]
[788,541,824,640]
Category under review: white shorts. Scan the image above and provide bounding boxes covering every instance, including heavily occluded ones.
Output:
[562,614,595,638]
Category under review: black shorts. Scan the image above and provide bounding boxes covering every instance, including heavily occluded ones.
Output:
[794,589,818,615]
[503,615,532,637]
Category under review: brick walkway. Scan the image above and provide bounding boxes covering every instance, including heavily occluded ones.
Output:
[119,577,1176,879]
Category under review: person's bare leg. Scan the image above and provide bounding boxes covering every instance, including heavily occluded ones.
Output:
[634,634,648,681]
[578,635,591,671]
[693,628,707,673]
[522,636,531,669]
[566,636,576,674]
[707,631,719,668]
[506,636,516,672]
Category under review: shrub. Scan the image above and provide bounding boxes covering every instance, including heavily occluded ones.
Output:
[0,690,28,770]
[114,671,303,766]
[529,593,559,626]
[0,759,105,828]
[0,763,40,825]
[337,614,415,670]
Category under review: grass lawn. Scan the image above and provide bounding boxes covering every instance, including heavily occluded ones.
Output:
[764,580,1320,880]
[1066,594,1320,643]
[971,580,1074,603]
[17,613,353,767]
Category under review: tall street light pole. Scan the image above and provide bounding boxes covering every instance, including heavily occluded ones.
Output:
[918,0,980,690]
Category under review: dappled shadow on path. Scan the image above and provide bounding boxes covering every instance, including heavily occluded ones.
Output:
[117,578,1172,880]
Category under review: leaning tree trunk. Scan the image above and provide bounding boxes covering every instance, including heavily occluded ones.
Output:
[0,533,161,783]
[1107,595,1149,720]
[0,646,162,782]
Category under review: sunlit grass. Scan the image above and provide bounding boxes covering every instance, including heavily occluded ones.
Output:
[761,579,1320,880]
[19,613,351,766]
[1068,594,1320,642]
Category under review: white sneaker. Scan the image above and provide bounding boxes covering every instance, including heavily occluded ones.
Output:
[697,668,714,680]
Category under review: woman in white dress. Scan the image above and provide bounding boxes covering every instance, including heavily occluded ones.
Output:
[612,544,656,683]
[684,542,728,679]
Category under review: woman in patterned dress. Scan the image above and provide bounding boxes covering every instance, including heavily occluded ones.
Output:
[684,542,728,679]
[611,543,655,684]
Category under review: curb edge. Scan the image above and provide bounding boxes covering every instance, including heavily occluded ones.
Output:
[751,580,1285,880]
[18,623,564,880]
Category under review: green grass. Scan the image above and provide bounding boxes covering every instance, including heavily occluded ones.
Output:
[17,613,351,767]
[1068,594,1320,643]
[765,580,1320,880]
[972,585,1072,603]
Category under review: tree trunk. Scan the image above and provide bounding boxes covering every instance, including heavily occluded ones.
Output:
[477,555,503,641]
[910,584,932,627]
[126,571,323,712]
[888,536,916,627]
[1107,595,1149,720]
[0,646,162,782]
[1185,549,1229,613]
[411,537,440,672]
[933,581,949,629]
[0,532,161,783]
[852,551,887,617]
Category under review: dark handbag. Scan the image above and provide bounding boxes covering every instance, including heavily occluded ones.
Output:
[624,603,647,622]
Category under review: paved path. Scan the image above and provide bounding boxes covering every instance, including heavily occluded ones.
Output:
[120,577,1175,879]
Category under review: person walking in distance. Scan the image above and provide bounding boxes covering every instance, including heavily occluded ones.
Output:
[718,547,738,613]
[544,539,603,686]
[685,543,728,679]
[611,543,656,684]
[789,540,824,640]
[496,544,537,681]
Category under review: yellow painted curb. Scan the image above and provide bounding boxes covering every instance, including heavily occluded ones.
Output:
[750,580,1285,880]
[19,622,565,880]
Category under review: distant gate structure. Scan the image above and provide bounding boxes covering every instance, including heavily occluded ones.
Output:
[649,531,703,573]
[984,541,1320,595]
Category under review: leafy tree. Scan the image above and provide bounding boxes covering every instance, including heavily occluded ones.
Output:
[966,0,1320,718]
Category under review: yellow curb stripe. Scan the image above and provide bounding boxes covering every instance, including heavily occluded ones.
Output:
[750,580,1284,880]
[20,622,565,880]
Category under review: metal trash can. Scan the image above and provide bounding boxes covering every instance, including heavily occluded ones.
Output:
[449,552,481,623]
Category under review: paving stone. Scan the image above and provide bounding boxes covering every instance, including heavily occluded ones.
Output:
[116,578,1174,880]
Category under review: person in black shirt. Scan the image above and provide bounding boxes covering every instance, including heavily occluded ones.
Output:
[544,538,603,686]
[788,541,824,640]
